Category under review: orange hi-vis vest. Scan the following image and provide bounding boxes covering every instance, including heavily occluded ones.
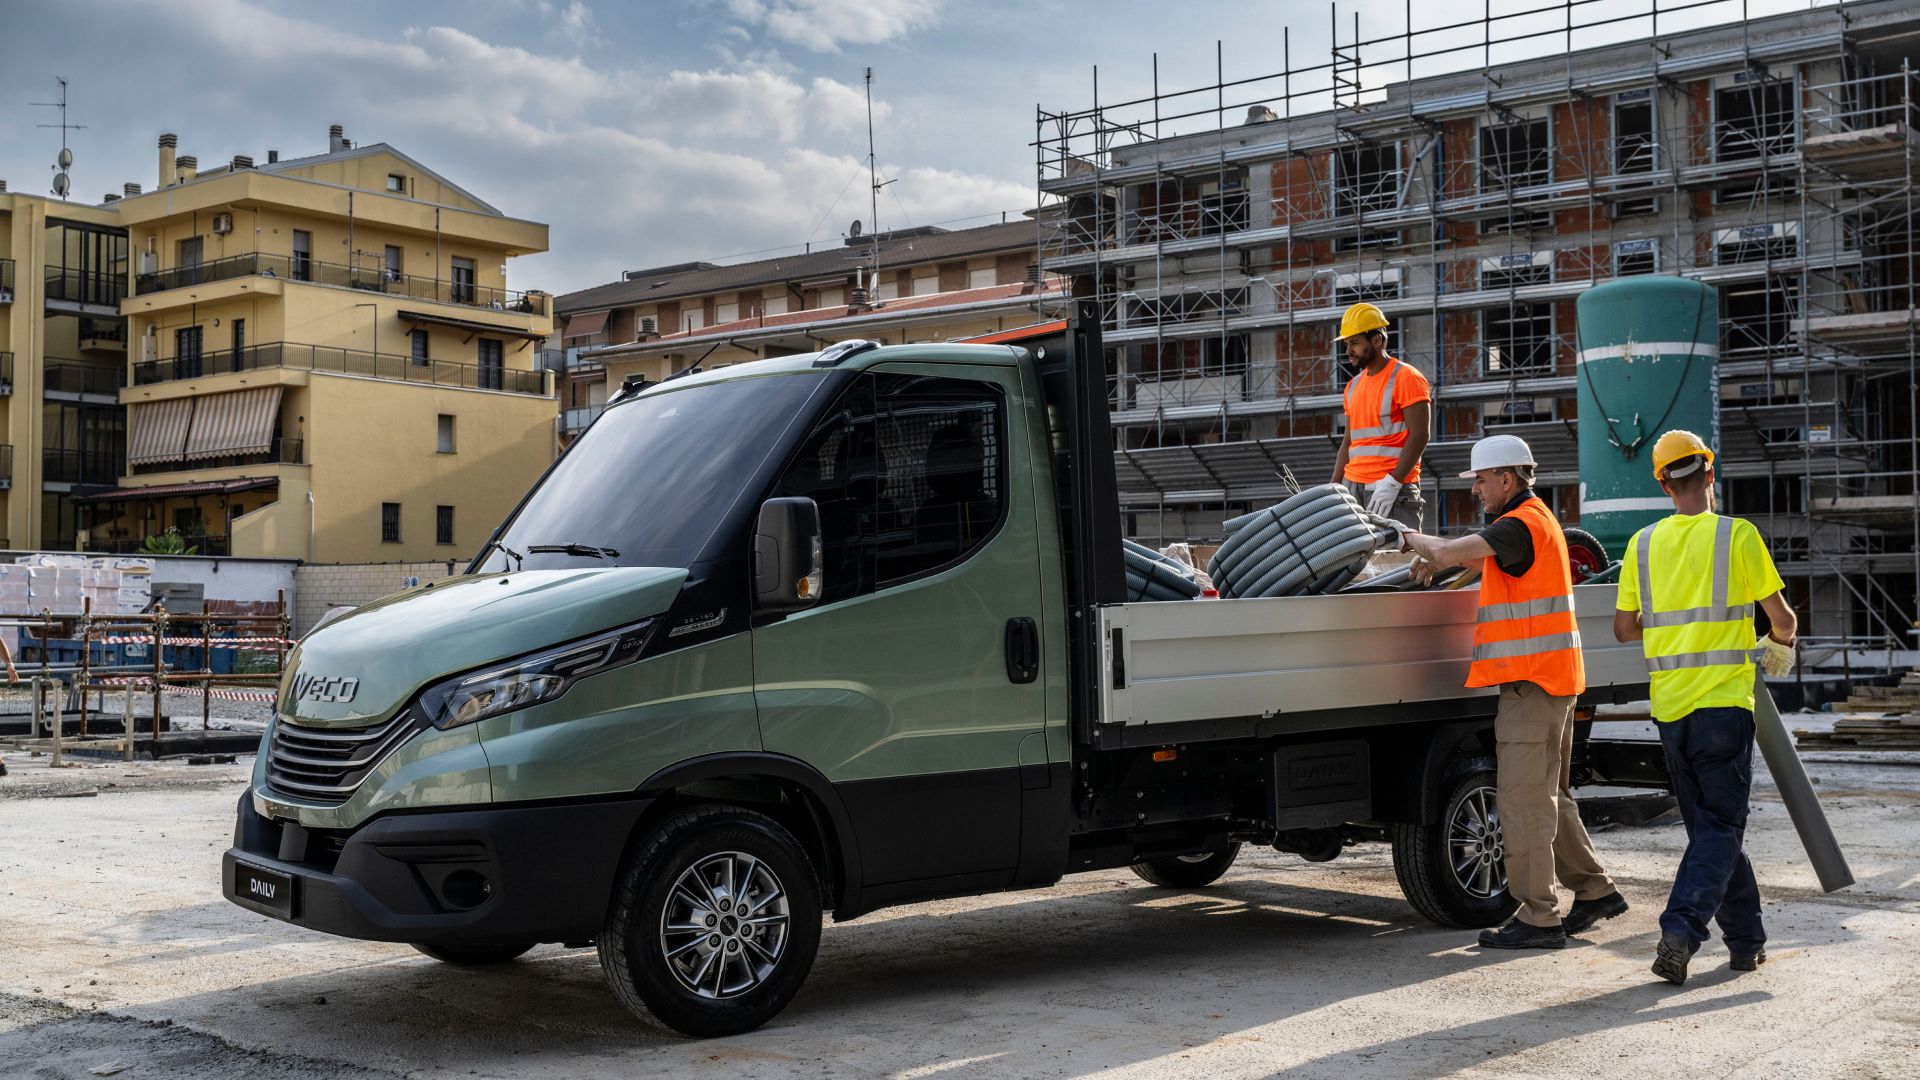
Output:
[1342,356,1420,484]
[1465,495,1586,697]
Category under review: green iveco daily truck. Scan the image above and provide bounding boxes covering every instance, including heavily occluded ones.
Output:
[225,305,1663,1036]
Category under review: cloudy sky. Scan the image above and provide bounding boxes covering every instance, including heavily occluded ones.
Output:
[0,0,1821,297]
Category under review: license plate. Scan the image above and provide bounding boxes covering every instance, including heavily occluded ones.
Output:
[235,860,295,918]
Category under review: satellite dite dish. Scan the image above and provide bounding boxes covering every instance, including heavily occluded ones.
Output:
[849,220,863,238]
[58,147,73,168]
[51,173,69,197]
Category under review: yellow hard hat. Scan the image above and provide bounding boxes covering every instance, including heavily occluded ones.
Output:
[1334,302,1389,342]
[1652,429,1714,478]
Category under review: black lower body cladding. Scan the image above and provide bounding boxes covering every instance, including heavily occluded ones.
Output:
[223,792,652,945]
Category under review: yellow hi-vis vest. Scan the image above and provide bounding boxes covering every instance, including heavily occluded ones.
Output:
[1632,514,1760,721]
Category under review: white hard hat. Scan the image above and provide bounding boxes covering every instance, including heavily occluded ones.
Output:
[1459,433,1536,479]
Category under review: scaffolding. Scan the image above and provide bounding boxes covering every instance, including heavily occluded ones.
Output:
[1036,0,1920,658]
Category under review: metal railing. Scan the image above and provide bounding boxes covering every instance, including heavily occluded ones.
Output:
[0,353,12,395]
[42,448,121,486]
[44,360,126,397]
[44,267,127,307]
[0,259,13,302]
[133,341,548,396]
[134,252,540,314]
[92,535,231,557]
[561,404,607,433]
[0,445,12,487]
[130,437,304,476]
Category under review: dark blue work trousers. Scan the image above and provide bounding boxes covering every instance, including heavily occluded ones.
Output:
[1656,706,1766,952]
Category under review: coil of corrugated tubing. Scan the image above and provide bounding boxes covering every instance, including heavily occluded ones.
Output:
[1205,484,1401,599]
[1122,538,1205,602]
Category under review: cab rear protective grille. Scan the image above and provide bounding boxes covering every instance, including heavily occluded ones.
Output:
[266,711,421,803]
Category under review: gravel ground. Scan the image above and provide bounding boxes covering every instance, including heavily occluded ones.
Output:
[0,728,1915,1079]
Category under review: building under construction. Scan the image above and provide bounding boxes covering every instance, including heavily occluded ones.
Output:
[1038,0,1920,661]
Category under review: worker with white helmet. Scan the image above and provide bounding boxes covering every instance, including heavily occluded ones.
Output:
[1331,303,1430,528]
[1614,429,1797,985]
[1400,433,1626,950]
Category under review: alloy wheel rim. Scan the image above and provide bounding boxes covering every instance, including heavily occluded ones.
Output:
[659,851,791,999]
[1446,785,1508,900]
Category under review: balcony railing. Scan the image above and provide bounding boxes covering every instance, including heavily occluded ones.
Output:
[133,341,548,396]
[91,534,231,557]
[0,353,12,395]
[0,259,14,303]
[44,360,127,397]
[44,267,127,307]
[134,252,539,314]
[43,447,122,486]
[561,404,607,433]
[0,444,12,488]
[130,436,304,476]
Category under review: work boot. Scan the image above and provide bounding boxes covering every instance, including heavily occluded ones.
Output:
[1477,919,1566,950]
[1652,932,1699,985]
[1730,947,1768,972]
[1562,891,1629,936]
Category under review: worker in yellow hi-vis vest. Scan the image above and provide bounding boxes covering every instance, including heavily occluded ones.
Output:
[1613,429,1798,987]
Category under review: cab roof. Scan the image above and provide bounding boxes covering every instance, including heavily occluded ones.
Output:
[617,341,1023,401]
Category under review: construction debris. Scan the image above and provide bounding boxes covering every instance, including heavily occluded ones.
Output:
[1795,672,1920,751]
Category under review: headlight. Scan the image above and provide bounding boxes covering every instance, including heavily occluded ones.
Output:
[419,620,654,730]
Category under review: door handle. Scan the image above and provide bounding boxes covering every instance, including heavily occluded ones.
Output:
[1004,617,1039,684]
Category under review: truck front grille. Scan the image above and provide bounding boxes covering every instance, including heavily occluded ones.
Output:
[266,711,420,803]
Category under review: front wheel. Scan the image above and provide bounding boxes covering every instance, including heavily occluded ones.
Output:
[1390,758,1518,928]
[1130,842,1242,888]
[599,805,822,1037]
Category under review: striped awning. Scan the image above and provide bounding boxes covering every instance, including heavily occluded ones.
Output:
[127,398,196,467]
[185,386,284,461]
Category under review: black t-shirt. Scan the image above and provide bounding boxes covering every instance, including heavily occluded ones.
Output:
[1478,491,1538,577]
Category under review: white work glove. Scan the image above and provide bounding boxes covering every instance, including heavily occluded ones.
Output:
[1367,475,1403,517]
[1759,633,1795,677]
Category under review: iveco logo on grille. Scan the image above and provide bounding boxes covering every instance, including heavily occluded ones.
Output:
[291,673,360,703]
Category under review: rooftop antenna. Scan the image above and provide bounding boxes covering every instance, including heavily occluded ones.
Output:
[32,77,85,201]
[863,68,895,286]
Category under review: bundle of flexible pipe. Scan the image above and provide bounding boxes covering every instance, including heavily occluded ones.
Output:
[1122,538,1204,601]
[1206,484,1399,599]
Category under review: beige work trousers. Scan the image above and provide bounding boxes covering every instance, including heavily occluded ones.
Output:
[1495,681,1617,927]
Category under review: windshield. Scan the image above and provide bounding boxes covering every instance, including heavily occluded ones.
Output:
[475,372,828,572]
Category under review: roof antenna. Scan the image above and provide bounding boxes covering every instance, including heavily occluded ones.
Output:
[864,68,896,289]
[32,77,85,201]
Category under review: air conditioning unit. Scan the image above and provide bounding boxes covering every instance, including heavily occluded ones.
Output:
[139,251,158,275]
[211,213,234,235]
[141,330,157,363]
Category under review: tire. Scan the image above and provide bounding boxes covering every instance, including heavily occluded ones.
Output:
[411,942,535,965]
[1390,757,1518,928]
[1564,527,1609,584]
[1129,842,1242,888]
[599,805,822,1037]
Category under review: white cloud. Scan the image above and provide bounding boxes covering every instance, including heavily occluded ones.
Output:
[724,0,945,53]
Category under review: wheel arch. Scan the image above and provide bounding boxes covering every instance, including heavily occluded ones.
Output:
[1414,720,1496,826]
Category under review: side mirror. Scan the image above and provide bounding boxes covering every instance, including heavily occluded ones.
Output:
[754,497,823,612]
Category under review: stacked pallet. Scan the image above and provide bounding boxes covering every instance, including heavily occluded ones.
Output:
[1795,672,1920,750]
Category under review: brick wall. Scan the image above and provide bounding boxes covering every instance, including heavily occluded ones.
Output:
[293,560,462,636]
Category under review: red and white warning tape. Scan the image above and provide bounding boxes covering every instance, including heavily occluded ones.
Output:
[94,635,295,649]
[93,676,277,703]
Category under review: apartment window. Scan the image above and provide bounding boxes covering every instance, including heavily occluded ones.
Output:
[292,230,312,282]
[477,339,503,391]
[411,328,430,367]
[230,318,246,372]
[437,414,455,454]
[384,244,403,282]
[1482,302,1555,374]
[436,505,454,545]
[1479,117,1553,234]
[381,502,400,543]
[1479,252,1554,290]
[1714,76,1796,163]
[1612,92,1659,217]
[451,256,476,304]
[175,326,204,379]
[1334,142,1400,217]
[387,174,406,194]
[1614,238,1659,277]
[177,236,203,274]
[1723,279,1799,358]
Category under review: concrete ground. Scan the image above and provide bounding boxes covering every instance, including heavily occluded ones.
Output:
[1,732,1917,1080]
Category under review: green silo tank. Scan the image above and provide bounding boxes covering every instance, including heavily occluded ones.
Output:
[1574,276,1719,555]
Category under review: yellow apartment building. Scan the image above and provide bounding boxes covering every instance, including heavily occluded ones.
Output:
[0,182,131,549]
[91,126,555,562]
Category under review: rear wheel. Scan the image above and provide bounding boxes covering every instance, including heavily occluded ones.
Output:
[1130,842,1242,888]
[411,942,535,965]
[1391,758,1518,928]
[1564,528,1609,584]
[599,805,822,1037]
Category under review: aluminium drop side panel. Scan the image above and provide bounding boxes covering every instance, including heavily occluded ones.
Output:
[1097,584,1645,731]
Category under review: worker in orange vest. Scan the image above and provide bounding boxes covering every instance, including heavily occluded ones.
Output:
[1401,434,1627,949]
[1331,303,1430,528]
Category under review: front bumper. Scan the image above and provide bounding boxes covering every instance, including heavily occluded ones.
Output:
[222,791,653,945]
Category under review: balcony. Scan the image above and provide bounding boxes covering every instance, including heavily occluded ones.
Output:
[44,360,127,399]
[91,534,231,557]
[0,445,12,490]
[130,436,304,477]
[561,404,607,434]
[134,252,541,316]
[43,448,122,487]
[0,259,13,303]
[80,320,128,353]
[0,353,12,396]
[44,267,127,308]
[133,341,549,396]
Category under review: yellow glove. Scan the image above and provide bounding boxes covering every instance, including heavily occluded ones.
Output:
[1758,633,1794,677]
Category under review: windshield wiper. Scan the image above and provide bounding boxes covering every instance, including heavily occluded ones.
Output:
[525,543,620,559]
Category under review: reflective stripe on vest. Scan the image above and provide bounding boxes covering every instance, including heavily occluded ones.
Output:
[1464,496,1585,696]
[1635,515,1756,675]
[1472,629,1583,662]
[1347,360,1405,440]
[1349,446,1404,458]
[1477,594,1573,623]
